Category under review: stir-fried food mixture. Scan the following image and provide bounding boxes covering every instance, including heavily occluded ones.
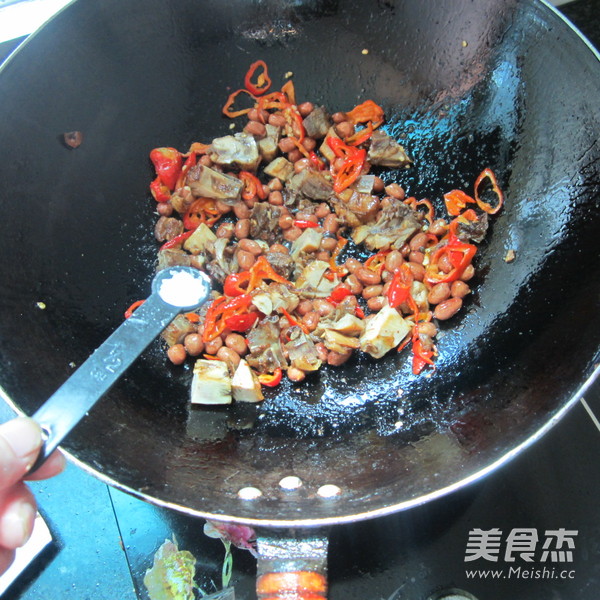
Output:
[132,61,503,405]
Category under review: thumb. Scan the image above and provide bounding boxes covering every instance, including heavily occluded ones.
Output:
[0,418,43,489]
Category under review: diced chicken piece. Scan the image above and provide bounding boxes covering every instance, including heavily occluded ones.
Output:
[456,212,489,243]
[154,216,184,242]
[319,129,341,163]
[246,316,288,373]
[161,314,196,347]
[183,223,217,255]
[322,329,361,354]
[302,105,332,139]
[169,187,195,214]
[263,157,295,182]
[264,283,300,313]
[156,249,192,271]
[294,260,328,288]
[353,175,376,194]
[252,293,273,315]
[249,203,283,245]
[410,281,429,312]
[288,168,333,201]
[294,260,337,296]
[258,124,281,163]
[331,190,380,228]
[352,199,420,250]
[327,313,365,336]
[209,132,261,171]
[232,360,264,403]
[190,360,232,405]
[264,251,294,280]
[186,164,243,201]
[359,305,411,359]
[285,328,322,372]
[367,130,412,168]
[290,228,323,259]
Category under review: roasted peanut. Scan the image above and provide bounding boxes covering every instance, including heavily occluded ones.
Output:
[362,284,384,299]
[345,274,363,295]
[313,299,335,316]
[460,264,475,282]
[355,267,382,286]
[287,367,306,382]
[315,343,329,363]
[237,249,256,270]
[167,344,187,365]
[367,296,385,311]
[335,120,355,138]
[268,177,283,191]
[315,203,331,219]
[451,280,471,298]
[297,102,314,117]
[238,239,263,256]
[433,297,463,320]
[345,258,362,273]
[294,158,311,173]
[409,251,425,264]
[183,334,204,357]
[269,190,284,206]
[296,299,314,316]
[225,333,247,356]
[278,137,296,153]
[407,262,425,281]
[283,227,302,242]
[301,137,317,152]
[217,346,241,368]
[270,243,289,254]
[417,322,438,337]
[385,250,404,273]
[268,113,287,128]
[438,253,453,273]
[384,183,405,200]
[278,214,294,230]
[323,214,339,234]
[302,311,320,332]
[216,222,235,239]
[244,120,267,138]
[320,237,338,252]
[428,218,448,236]
[409,232,429,252]
[204,336,223,355]
[233,202,251,219]
[427,282,451,305]
[327,349,353,366]
[235,218,250,239]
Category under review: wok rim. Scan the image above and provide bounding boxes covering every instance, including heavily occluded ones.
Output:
[3,363,599,528]
[1,0,599,529]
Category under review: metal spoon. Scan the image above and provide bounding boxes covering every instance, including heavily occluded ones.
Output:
[31,266,211,471]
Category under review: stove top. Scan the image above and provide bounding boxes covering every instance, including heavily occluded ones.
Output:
[0,1,598,599]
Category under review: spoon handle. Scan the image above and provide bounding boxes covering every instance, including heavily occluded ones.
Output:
[30,266,211,471]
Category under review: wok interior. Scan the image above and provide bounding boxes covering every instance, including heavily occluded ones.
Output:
[0,0,599,524]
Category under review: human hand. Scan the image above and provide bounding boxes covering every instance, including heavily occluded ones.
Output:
[0,417,66,575]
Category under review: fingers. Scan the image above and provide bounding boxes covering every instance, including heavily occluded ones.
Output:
[24,449,66,481]
[0,548,16,577]
[0,418,43,489]
[0,483,36,549]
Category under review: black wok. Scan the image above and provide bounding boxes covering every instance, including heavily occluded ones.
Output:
[0,0,599,595]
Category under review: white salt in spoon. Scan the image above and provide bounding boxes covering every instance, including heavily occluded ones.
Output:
[31,266,211,471]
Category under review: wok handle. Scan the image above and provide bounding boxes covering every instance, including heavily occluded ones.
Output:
[256,533,329,600]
